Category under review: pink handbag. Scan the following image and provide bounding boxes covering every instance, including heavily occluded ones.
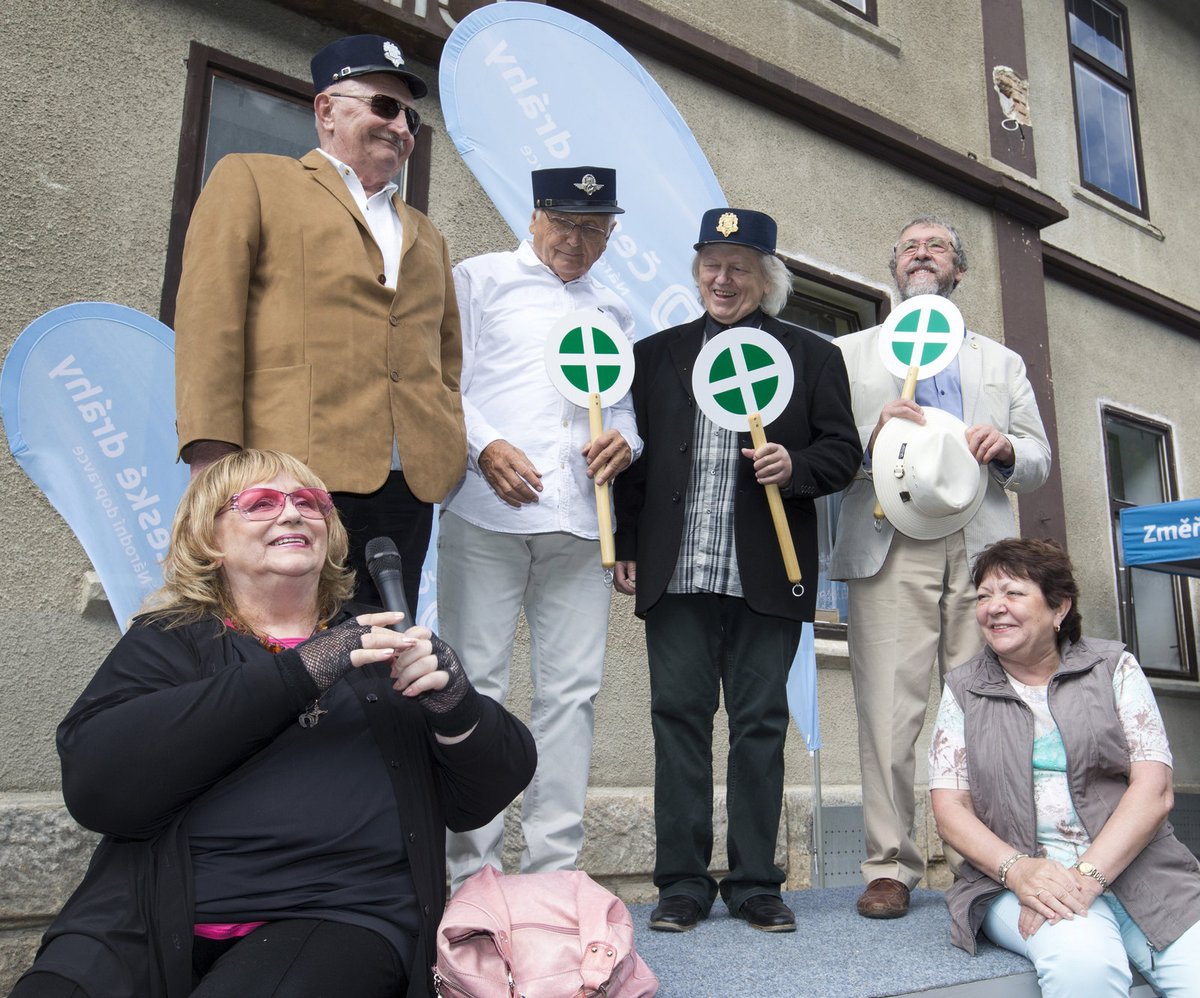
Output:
[433,866,660,997]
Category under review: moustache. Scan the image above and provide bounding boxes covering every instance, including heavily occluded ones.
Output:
[905,262,938,276]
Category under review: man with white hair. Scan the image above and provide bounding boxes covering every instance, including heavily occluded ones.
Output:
[830,216,1052,919]
[440,167,638,891]
[615,208,860,933]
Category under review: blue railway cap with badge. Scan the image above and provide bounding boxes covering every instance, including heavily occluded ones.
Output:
[310,34,429,98]
[532,167,625,214]
[694,207,777,254]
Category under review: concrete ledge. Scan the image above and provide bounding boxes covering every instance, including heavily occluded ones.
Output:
[0,785,952,990]
[0,794,98,922]
[0,794,101,992]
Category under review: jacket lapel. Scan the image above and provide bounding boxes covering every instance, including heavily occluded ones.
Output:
[301,149,370,233]
[667,317,707,401]
[960,331,983,424]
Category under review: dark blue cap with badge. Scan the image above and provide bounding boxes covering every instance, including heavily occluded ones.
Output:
[310,34,428,99]
[532,167,625,214]
[694,208,777,254]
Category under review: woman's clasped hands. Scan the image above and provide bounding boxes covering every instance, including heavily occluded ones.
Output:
[1005,855,1101,939]
[349,612,450,696]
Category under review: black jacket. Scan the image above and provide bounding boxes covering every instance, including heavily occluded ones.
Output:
[615,314,861,621]
[19,609,536,997]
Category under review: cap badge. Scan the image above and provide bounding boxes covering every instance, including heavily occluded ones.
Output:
[574,173,605,196]
[383,41,404,67]
[716,212,739,238]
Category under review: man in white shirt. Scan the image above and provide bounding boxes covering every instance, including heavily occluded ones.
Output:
[440,168,639,889]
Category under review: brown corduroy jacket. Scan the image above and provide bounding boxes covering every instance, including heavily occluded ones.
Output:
[174,150,466,500]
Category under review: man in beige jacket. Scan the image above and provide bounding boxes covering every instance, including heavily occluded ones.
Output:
[174,35,465,610]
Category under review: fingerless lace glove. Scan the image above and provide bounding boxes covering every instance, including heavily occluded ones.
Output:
[294,619,374,692]
[418,634,482,736]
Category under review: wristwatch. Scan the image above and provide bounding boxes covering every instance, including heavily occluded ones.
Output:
[1073,861,1110,889]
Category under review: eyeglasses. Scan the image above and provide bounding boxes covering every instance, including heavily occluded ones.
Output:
[219,488,335,521]
[896,236,953,258]
[543,212,613,246]
[327,93,421,136]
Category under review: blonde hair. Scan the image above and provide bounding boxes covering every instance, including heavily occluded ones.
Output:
[138,450,354,628]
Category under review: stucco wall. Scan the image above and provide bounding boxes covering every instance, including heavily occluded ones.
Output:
[3,0,1198,985]
[638,0,991,163]
[1046,279,1200,788]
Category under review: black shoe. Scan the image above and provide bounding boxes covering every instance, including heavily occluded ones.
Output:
[649,895,707,932]
[733,894,796,932]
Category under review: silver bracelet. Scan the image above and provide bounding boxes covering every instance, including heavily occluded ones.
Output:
[997,851,1029,888]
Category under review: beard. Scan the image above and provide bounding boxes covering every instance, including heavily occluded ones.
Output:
[899,264,955,300]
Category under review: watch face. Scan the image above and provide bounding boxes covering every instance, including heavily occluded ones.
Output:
[1078,863,1096,874]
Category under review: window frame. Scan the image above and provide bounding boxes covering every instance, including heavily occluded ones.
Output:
[777,256,889,640]
[1102,406,1196,680]
[830,0,877,24]
[1064,0,1149,217]
[158,41,432,326]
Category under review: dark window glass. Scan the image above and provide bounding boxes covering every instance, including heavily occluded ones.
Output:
[202,75,317,184]
[780,264,887,636]
[1103,409,1195,679]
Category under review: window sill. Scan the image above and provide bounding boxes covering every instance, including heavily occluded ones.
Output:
[815,636,851,671]
[1070,184,1164,241]
[1148,676,1200,700]
[786,0,900,55]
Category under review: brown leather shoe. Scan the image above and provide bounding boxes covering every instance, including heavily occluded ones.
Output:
[856,878,911,919]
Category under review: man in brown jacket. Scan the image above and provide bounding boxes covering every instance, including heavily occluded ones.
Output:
[174,35,466,610]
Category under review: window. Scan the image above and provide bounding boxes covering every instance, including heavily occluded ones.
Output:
[1066,0,1146,214]
[831,0,876,22]
[1103,408,1195,679]
[779,261,888,636]
[159,42,432,324]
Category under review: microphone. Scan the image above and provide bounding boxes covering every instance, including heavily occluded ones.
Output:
[364,536,412,633]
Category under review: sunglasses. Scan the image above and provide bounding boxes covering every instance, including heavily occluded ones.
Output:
[219,487,335,521]
[328,92,421,135]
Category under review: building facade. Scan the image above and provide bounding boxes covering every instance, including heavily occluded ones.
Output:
[2,0,1197,984]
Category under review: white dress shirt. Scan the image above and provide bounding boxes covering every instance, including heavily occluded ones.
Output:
[316,149,402,288]
[444,241,642,538]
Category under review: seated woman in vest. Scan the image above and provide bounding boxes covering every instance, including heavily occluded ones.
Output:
[929,537,1200,997]
[11,449,535,998]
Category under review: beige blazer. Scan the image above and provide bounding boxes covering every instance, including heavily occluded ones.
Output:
[174,151,466,501]
[828,325,1051,581]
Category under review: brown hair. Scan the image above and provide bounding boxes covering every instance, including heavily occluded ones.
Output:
[137,450,354,628]
[972,537,1082,646]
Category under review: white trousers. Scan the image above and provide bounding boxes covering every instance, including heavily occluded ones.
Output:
[984,890,1200,997]
[847,529,982,887]
[437,512,611,891]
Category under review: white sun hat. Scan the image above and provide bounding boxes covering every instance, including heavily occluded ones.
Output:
[872,406,988,540]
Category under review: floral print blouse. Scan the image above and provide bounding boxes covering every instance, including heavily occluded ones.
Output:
[928,651,1172,867]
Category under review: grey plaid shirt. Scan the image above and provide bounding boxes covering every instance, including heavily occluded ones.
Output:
[666,310,766,597]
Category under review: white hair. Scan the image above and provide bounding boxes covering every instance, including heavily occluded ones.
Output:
[690,250,792,317]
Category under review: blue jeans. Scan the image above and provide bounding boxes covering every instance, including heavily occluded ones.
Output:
[983,890,1200,997]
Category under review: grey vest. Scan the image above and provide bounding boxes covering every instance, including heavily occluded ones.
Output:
[943,636,1200,953]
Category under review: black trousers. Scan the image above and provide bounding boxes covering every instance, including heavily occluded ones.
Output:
[335,470,432,616]
[10,921,408,998]
[644,592,802,914]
